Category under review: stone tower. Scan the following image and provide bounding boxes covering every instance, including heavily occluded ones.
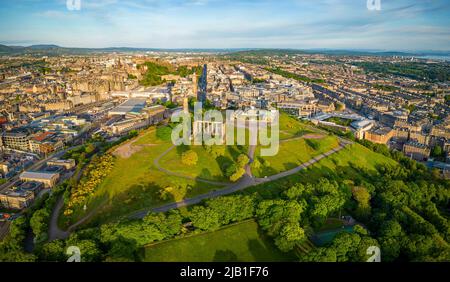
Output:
[192,72,198,97]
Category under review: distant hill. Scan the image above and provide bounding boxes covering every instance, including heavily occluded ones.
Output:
[0,44,16,53]
[224,49,422,58]
[28,44,61,50]
[0,44,448,58]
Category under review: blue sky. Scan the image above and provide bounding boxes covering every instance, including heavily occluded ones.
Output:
[0,0,449,50]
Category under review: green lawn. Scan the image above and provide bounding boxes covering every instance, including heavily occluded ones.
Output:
[252,135,340,177]
[279,113,314,140]
[158,144,247,182]
[325,117,353,127]
[143,220,295,262]
[252,113,341,178]
[242,143,398,197]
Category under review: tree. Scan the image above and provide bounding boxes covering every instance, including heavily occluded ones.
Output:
[75,240,102,262]
[274,222,306,252]
[189,206,221,231]
[84,143,96,154]
[144,211,183,237]
[206,195,256,225]
[284,183,306,200]
[181,150,198,166]
[104,237,138,262]
[352,187,371,206]
[237,154,250,168]
[38,240,66,262]
[431,145,443,158]
[230,168,246,182]
[352,186,371,219]
[256,199,305,251]
[205,146,226,159]
[0,217,36,262]
[225,164,238,178]
[379,237,402,262]
[253,159,261,170]
[299,247,337,262]
[30,209,50,242]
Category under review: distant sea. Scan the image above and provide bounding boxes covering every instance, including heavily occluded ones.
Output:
[417,55,450,62]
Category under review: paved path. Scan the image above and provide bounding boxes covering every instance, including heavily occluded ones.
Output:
[48,161,98,240]
[48,196,70,241]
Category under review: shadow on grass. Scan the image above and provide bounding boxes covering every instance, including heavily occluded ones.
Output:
[176,144,190,156]
[84,182,173,226]
[283,162,298,171]
[199,168,213,180]
[241,163,379,201]
[216,155,234,174]
[213,250,240,262]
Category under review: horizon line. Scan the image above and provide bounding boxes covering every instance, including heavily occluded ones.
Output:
[2,44,450,54]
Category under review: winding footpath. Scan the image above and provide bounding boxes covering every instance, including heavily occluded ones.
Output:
[130,137,352,219]
[48,196,70,241]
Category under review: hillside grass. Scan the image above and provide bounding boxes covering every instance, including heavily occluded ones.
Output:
[159,144,247,182]
[68,128,223,226]
[143,220,295,262]
[252,135,340,177]
[242,143,398,197]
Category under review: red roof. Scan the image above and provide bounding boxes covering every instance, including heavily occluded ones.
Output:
[33,131,55,142]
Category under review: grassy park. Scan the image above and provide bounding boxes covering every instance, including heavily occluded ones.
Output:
[243,142,397,197]
[252,135,340,177]
[62,112,394,228]
[65,127,224,226]
[143,220,295,262]
[158,144,247,182]
[252,113,341,177]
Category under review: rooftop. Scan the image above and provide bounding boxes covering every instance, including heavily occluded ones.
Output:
[109,98,147,116]
[351,119,373,130]
[20,171,59,180]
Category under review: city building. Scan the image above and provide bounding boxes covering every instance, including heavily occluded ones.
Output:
[0,181,43,210]
[1,132,30,151]
[47,159,76,170]
[403,141,431,161]
[278,101,318,118]
[364,127,394,144]
[350,119,374,140]
[108,98,148,116]
[19,171,60,188]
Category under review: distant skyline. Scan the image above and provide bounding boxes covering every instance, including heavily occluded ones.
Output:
[1,0,450,51]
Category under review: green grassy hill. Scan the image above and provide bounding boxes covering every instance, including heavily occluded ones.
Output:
[143,220,295,262]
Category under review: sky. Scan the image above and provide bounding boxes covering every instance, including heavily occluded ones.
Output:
[0,0,450,51]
